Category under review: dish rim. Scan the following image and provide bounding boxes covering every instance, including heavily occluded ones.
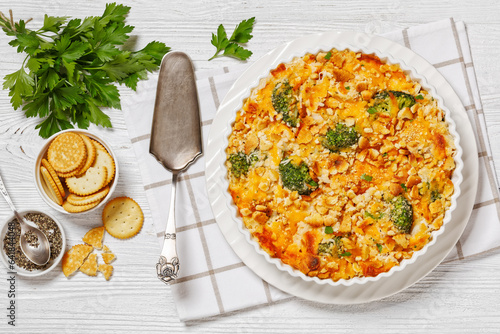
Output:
[205,30,477,303]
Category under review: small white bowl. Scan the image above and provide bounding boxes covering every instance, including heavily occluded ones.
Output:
[34,129,119,214]
[0,210,66,277]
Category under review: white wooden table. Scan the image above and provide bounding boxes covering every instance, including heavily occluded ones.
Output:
[1,0,500,332]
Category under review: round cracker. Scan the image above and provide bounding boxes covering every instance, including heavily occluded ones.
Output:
[102,197,144,239]
[92,139,107,152]
[91,147,115,186]
[47,132,87,173]
[41,158,65,197]
[40,166,63,205]
[63,200,100,213]
[57,164,85,178]
[66,166,108,196]
[67,186,110,206]
[77,134,97,176]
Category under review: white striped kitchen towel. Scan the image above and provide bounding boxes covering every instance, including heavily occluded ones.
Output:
[122,18,500,321]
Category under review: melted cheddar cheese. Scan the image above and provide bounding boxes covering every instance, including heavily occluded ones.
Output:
[226,49,456,282]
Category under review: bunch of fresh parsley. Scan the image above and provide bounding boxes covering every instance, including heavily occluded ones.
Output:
[209,17,255,61]
[0,3,170,138]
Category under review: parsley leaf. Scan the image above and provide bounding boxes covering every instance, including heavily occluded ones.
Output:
[229,17,255,43]
[223,42,252,61]
[41,14,68,33]
[35,114,73,139]
[0,4,170,138]
[210,24,230,58]
[209,17,255,61]
[3,68,34,109]
[325,226,334,234]
[13,31,40,54]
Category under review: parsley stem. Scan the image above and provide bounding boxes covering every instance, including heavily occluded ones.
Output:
[36,32,54,39]
[21,55,29,66]
[208,51,221,61]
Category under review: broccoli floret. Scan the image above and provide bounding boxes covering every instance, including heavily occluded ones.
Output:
[391,90,416,110]
[390,195,413,233]
[322,123,359,152]
[272,80,299,127]
[367,90,416,116]
[228,152,258,178]
[279,158,318,195]
[430,189,441,202]
[318,236,343,257]
[367,91,391,114]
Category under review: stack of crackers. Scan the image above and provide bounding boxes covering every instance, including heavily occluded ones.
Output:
[39,131,116,213]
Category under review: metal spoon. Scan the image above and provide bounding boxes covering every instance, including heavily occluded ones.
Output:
[0,171,51,265]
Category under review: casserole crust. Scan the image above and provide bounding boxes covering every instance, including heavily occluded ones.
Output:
[226,49,456,281]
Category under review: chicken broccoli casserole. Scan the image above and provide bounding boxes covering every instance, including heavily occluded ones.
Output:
[225,49,456,282]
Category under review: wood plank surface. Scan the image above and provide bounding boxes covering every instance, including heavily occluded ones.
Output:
[0,0,499,332]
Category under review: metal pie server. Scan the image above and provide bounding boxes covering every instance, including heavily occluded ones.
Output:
[150,51,202,284]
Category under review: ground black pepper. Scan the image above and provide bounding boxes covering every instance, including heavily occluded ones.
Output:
[24,230,39,247]
[3,213,63,271]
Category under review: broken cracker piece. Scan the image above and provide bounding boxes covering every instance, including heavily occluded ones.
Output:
[82,226,105,249]
[62,244,93,277]
[79,253,98,276]
[101,245,116,263]
[102,252,116,264]
[98,264,113,280]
